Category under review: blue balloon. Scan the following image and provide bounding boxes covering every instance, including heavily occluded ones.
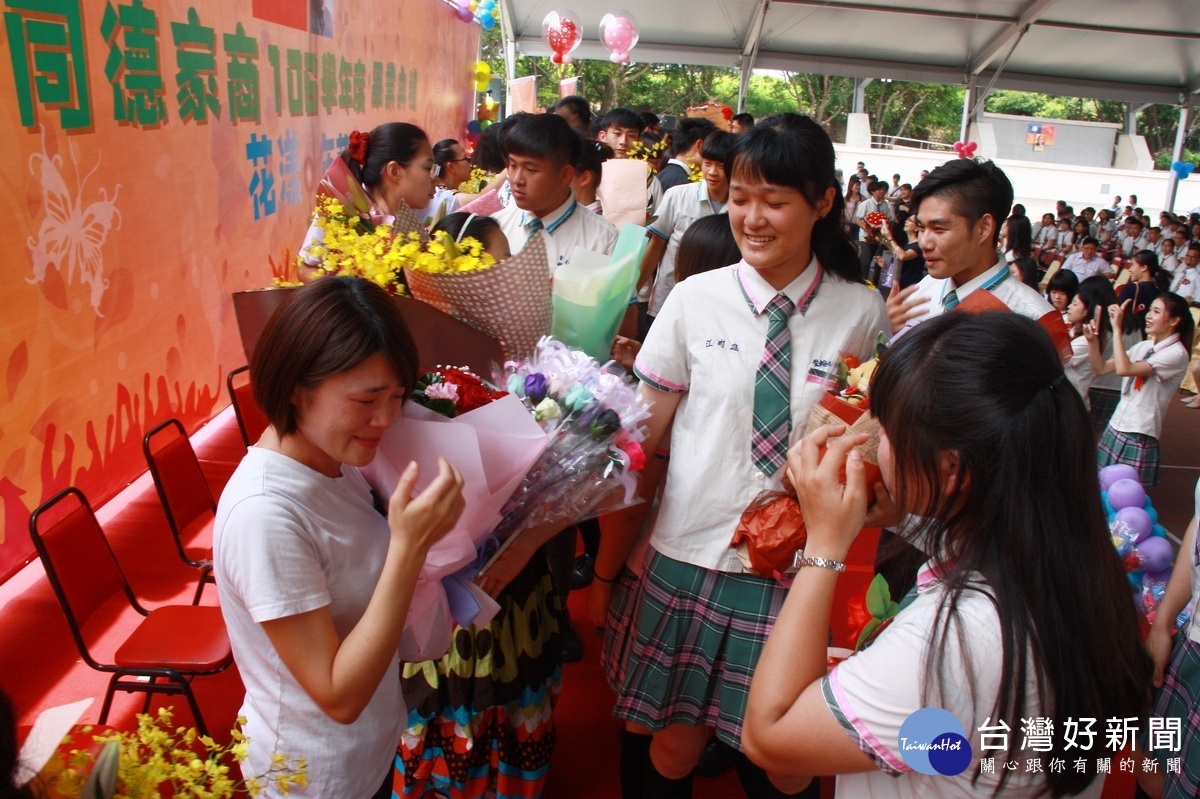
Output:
[480,14,496,29]
[479,0,495,9]
[1128,571,1145,589]
[467,120,482,134]
[1147,505,1159,523]
[1152,523,1167,538]
[1172,160,1195,180]
[1101,491,1113,516]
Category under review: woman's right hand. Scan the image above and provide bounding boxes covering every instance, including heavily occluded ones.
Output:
[587,579,615,629]
[387,459,466,553]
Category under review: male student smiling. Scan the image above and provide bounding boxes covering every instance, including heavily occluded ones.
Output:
[886,158,1052,335]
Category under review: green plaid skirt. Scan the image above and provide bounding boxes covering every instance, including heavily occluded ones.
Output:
[1148,631,1200,797]
[1098,425,1160,488]
[611,550,787,749]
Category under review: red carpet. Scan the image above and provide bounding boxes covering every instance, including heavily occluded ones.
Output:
[2,407,1139,797]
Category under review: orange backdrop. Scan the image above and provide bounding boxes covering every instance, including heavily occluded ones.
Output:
[0,0,480,583]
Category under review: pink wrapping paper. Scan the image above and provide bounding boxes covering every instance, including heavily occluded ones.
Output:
[360,395,549,635]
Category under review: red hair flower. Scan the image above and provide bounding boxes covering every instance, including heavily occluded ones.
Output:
[348,130,370,166]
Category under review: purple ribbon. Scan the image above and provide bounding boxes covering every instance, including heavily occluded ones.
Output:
[442,535,500,627]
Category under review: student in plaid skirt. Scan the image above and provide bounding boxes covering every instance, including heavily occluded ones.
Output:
[592,115,888,799]
[1143,477,1200,798]
[1088,293,1194,488]
[745,312,1152,798]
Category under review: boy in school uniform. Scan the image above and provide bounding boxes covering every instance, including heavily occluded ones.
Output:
[657,118,716,191]
[887,159,1053,336]
[493,113,618,274]
[640,131,735,326]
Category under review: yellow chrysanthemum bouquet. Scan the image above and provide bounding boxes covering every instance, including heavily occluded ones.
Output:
[42,707,306,799]
[304,195,412,293]
[402,230,553,361]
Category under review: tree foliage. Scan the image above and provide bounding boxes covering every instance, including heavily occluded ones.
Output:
[482,26,1198,166]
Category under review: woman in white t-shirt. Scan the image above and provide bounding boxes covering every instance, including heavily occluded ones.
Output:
[1064,276,1120,408]
[214,277,465,798]
[744,312,1152,799]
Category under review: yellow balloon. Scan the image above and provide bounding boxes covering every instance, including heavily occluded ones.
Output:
[475,81,489,92]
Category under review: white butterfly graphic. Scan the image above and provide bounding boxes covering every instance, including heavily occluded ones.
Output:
[26,128,122,316]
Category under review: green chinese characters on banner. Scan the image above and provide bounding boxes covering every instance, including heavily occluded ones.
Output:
[4,0,92,129]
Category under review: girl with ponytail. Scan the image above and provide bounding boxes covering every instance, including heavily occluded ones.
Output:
[300,123,436,272]
[593,113,887,799]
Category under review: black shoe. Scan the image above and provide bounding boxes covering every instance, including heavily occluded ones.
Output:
[695,739,735,778]
[561,621,585,663]
[570,553,594,590]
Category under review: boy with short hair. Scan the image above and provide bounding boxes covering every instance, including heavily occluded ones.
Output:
[639,130,735,325]
[492,113,617,274]
[887,158,1053,335]
[596,107,645,159]
[657,118,716,190]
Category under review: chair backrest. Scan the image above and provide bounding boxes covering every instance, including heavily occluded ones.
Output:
[144,419,215,546]
[227,365,270,448]
[29,488,138,669]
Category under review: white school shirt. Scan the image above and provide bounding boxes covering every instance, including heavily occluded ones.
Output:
[899,260,1053,335]
[1065,334,1115,408]
[1109,334,1189,439]
[1118,232,1149,258]
[633,258,888,572]
[1171,267,1200,300]
[493,192,618,275]
[213,448,403,798]
[1061,252,1112,280]
[1161,253,1180,278]
[824,562,1104,799]
[855,196,896,228]
[647,180,725,317]
[415,186,459,228]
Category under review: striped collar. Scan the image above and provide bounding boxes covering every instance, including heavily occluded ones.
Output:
[736,256,823,317]
[520,194,577,236]
[939,260,1010,305]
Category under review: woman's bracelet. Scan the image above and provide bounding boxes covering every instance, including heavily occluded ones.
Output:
[793,552,846,573]
[594,571,619,584]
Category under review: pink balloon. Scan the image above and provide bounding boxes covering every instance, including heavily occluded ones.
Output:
[455,0,473,22]
[600,10,639,62]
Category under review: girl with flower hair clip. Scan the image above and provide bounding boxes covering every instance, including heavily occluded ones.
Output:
[300,123,438,277]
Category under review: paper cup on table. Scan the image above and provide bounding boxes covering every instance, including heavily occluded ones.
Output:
[405,233,553,360]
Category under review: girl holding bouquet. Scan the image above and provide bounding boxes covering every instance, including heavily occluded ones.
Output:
[744,312,1150,798]
[214,277,466,798]
[595,114,887,798]
[1089,293,1194,488]
[300,123,438,276]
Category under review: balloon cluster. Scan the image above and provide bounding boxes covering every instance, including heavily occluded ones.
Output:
[542,8,640,64]
[1172,160,1195,181]
[953,140,978,159]
[1101,464,1173,622]
[454,0,500,30]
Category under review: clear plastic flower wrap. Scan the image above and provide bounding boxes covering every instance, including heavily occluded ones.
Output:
[491,337,651,540]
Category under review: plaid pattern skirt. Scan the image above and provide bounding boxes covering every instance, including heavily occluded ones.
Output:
[612,549,787,750]
[1149,632,1200,798]
[601,566,641,695]
[1098,426,1160,488]
[1088,387,1121,434]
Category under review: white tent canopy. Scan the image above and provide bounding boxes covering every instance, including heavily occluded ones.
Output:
[499,0,1200,107]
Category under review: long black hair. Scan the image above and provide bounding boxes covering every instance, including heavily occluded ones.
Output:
[1156,291,1196,350]
[1006,213,1032,259]
[0,690,32,799]
[1075,275,1117,349]
[726,113,860,282]
[343,122,428,189]
[871,312,1151,798]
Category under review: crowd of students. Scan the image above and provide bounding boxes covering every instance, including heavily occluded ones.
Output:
[207,100,1200,799]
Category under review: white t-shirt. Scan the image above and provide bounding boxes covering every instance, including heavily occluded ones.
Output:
[824,563,1104,799]
[1171,267,1200,301]
[633,259,888,572]
[899,260,1053,336]
[647,180,726,317]
[1109,334,1189,438]
[493,192,618,275]
[214,448,403,798]
[416,186,459,228]
[1061,252,1111,280]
